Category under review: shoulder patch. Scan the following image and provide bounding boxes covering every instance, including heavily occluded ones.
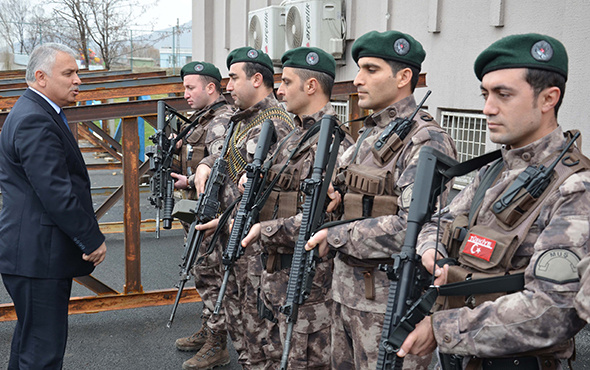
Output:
[534,248,581,284]
[209,138,225,156]
[400,183,414,210]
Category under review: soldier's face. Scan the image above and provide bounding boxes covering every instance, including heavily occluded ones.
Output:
[38,51,81,107]
[227,62,257,110]
[277,67,307,116]
[354,57,402,111]
[480,68,551,148]
[183,75,210,110]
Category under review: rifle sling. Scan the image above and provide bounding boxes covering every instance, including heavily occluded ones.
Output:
[196,197,240,265]
[437,272,525,296]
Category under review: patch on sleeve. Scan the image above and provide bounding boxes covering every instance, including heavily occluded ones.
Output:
[209,138,224,156]
[400,183,414,210]
[534,249,581,284]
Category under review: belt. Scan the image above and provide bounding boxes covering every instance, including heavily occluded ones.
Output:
[481,356,539,370]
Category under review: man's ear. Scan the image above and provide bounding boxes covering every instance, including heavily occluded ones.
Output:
[396,68,412,90]
[35,70,47,88]
[305,78,318,95]
[539,86,561,114]
[251,72,263,88]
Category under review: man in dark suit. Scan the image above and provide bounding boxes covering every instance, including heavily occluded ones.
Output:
[0,43,107,369]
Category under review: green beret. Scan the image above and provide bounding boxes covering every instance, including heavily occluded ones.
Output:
[351,30,425,70]
[474,33,568,81]
[226,47,274,73]
[281,47,336,78]
[180,61,222,81]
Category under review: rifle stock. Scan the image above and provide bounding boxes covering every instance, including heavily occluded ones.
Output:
[377,146,457,370]
[279,115,343,370]
[214,119,277,314]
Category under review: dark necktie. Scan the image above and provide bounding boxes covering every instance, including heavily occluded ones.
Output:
[59,110,72,132]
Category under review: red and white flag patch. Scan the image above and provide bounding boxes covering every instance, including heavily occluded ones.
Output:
[462,233,496,261]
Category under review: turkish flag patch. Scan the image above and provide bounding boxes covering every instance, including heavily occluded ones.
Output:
[462,233,496,261]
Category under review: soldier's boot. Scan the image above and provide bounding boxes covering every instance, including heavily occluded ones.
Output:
[182,329,230,370]
[175,324,209,352]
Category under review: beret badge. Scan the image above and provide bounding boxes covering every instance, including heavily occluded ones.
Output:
[247,49,259,59]
[531,40,553,62]
[194,64,204,72]
[305,52,320,65]
[393,38,411,56]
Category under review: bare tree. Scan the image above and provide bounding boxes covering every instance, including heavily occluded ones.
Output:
[51,0,92,68]
[0,0,44,55]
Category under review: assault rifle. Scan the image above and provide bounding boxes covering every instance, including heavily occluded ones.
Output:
[279,115,344,370]
[145,101,194,238]
[166,117,238,327]
[214,119,277,314]
[377,146,458,370]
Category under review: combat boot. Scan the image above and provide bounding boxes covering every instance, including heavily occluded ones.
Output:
[175,325,208,352]
[182,329,230,370]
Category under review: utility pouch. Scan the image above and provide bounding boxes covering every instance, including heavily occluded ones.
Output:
[371,132,404,166]
[457,224,520,273]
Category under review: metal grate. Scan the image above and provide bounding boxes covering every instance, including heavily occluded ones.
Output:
[331,101,349,127]
[440,111,488,189]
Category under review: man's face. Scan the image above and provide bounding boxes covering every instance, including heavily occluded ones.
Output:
[480,68,546,148]
[183,75,210,110]
[42,51,81,107]
[226,62,257,110]
[353,57,401,111]
[277,67,308,116]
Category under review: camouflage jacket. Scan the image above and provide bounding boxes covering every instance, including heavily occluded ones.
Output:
[575,253,590,322]
[257,102,353,255]
[327,94,456,313]
[256,102,353,334]
[418,127,590,358]
[200,93,295,211]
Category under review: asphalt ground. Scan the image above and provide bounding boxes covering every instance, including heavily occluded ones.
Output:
[1,148,590,369]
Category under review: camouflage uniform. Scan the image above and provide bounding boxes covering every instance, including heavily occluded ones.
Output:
[256,103,353,369]
[326,95,456,369]
[179,96,235,339]
[200,93,295,369]
[418,127,590,368]
[575,254,590,322]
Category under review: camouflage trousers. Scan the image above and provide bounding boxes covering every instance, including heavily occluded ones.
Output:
[219,248,282,369]
[260,257,333,369]
[189,234,227,334]
[331,301,432,369]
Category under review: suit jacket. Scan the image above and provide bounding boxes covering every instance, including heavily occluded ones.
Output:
[0,88,104,279]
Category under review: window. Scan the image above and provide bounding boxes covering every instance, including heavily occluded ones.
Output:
[440,111,491,189]
[331,100,349,128]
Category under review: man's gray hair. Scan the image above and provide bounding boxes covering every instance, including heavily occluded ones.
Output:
[26,43,78,84]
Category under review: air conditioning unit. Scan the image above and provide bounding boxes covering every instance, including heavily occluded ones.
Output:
[247,6,286,63]
[284,0,345,59]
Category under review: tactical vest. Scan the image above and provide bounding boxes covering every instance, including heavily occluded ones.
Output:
[180,103,227,176]
[341,116,442,220]
[441,133,590,310]
[259,129,320,222]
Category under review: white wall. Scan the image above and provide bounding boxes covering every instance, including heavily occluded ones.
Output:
[192,0,590,154]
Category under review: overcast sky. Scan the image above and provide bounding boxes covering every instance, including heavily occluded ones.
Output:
[140,0,192,30]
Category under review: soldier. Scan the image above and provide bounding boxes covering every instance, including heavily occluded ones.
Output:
[169,61,235,370]
[304,30,457,369]
[191,47,295,369]
[400,34,590,370]
[240,46,354,369]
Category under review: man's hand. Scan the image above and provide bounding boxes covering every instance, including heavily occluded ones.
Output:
[194,217,219,238]
[194,164,212,195]
[397,316,437,357]
[83,242,107,266]
[241,223,261,248]
[326,182,341,213]
[304,228,330,258]
[238,173,247,194]
[170,172,188,189]
[421,248,449,286]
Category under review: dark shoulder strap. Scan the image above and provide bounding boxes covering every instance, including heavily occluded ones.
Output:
[468,158,504,225]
